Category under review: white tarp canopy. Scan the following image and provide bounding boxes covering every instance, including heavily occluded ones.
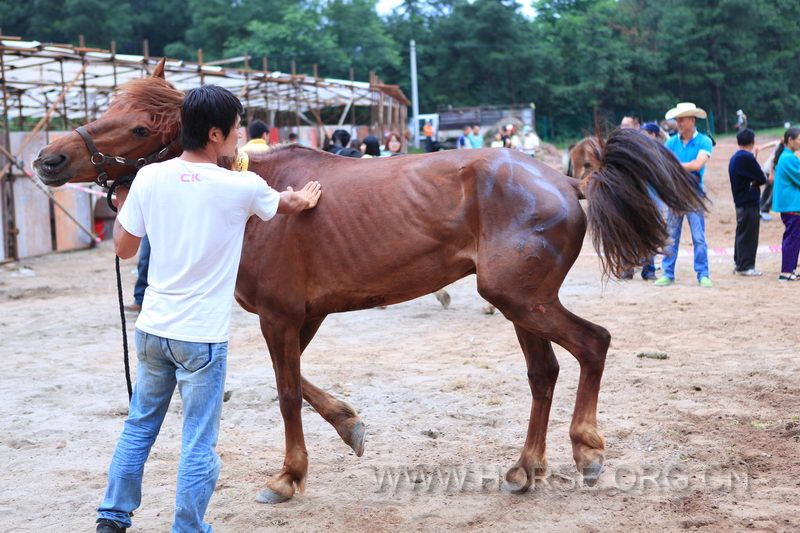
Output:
[0,39,409,123]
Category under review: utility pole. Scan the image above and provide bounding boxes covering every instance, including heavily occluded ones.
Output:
[409,39,420,149]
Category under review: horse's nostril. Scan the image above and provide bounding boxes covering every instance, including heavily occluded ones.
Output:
[42,154,68,170]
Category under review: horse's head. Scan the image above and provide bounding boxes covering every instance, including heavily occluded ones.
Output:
[34,59,184,187]
[567,136,604,184]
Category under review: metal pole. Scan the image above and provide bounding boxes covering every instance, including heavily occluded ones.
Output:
[409,39,420,149]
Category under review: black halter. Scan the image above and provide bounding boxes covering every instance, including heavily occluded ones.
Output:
[75,125,180,187]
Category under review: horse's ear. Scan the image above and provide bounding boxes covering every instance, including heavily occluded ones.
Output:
[153,58,167,79]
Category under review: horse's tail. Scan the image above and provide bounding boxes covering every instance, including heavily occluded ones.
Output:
[583,129,706,278]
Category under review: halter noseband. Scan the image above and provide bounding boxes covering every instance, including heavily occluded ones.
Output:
[75,125,180,189]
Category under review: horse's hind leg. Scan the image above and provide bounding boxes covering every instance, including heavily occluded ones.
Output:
[505,324,559,492]
[506,300,609,485]
[482,276,609,486]
[299,317,366,456]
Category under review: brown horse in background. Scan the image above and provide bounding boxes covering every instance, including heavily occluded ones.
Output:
[33,63,705,503]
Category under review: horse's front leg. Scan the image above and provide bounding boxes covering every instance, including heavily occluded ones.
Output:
[256,312,307,504]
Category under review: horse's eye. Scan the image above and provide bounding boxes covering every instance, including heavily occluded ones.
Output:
[132,127,150,138]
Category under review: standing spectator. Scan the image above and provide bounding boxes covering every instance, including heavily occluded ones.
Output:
[468,125,483,149]
[522,126,540,156]
[772,127,800,281]
[328,129,362,157]
[241,119,271,152]
[728,128,766,276]
[383,132,404,156]
[640,122,666,142]
[360,135,381,157]
[656,102,714,288]
[620,115,641,129]
[758,140,781,221]
[422,120,434,152]
[457,126,472,150]
[736,109,748,131]
[287,132,300,144]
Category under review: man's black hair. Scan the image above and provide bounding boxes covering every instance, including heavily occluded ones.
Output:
[736,128,755,147]
[288,132,298,140]
[248,119,269,140]
[332,129,351,147]
[181,85,243,151]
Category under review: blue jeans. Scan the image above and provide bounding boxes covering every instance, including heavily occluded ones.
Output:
[97,330,227,532]
[133,235,150,306]
[662,210,709,280]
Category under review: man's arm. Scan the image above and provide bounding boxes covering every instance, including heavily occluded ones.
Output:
[112,187,142,259]
[682,152,710,172]
[746,154,767,186]
[277,181,322,214]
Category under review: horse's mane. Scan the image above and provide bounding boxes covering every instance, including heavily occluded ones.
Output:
[108,77,184,142]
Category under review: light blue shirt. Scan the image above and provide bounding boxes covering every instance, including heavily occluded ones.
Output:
[468,133,483,149]
[664,129,713,189]
[773,149,800,213]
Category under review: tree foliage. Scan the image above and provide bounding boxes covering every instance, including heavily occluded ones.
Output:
[2,0,798,138]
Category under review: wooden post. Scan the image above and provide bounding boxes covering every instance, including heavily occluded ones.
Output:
[110,41,118,88]
[350,67,356,130]
[0,47,18,259]
[197,48,205,85]
[268,56,274,124]
[78,34,85,48]
[291,60,299,130]
[59,60,68,130]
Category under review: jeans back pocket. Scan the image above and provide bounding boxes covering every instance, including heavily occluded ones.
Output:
[165,339,212,373]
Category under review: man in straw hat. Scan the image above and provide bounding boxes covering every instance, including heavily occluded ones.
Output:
[655,102,714,288]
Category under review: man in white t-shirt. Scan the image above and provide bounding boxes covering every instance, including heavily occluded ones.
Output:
[96,85,321,533]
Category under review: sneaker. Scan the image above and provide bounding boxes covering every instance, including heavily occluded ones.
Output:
[760,212,773,221]
[654,276,674,287]
[123,302,142,313]
[737,269,763,277]
[97,519,127,533]
[699,276,713,288]
[778,272,799,281]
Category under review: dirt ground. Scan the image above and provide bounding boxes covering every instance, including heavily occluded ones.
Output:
[1,136,798,532]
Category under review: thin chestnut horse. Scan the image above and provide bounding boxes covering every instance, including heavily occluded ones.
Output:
[34,62,704,502]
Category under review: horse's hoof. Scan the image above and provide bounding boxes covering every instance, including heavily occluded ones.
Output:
[482,304,496,315]
[582,460,604,487]
[255,487,292,504]
[348,420,367,457]
[503,465,530,493]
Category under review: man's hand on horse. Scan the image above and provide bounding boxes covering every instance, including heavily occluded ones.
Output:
[278,181,322,214]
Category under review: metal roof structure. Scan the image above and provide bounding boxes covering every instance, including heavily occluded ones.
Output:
[0,36,409,127]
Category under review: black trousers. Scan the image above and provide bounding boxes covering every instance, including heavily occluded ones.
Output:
[734,206,760,271]
[760,181,773,213]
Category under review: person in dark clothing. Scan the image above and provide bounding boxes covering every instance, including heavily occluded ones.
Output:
[328,129,363,158]
[361,135,381,157]
[728,128,767,276]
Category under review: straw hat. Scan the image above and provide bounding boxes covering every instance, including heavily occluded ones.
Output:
[665,102,707,120]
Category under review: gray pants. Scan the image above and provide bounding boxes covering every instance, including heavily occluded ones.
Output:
[734,206,760,271]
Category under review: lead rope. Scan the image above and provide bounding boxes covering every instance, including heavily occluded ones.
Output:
[115,255,133,402]
[108,178,135,403]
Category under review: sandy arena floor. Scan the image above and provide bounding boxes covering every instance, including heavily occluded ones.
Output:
[1,136,798,532]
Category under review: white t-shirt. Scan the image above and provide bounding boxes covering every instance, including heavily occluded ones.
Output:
[117,158,281,343]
